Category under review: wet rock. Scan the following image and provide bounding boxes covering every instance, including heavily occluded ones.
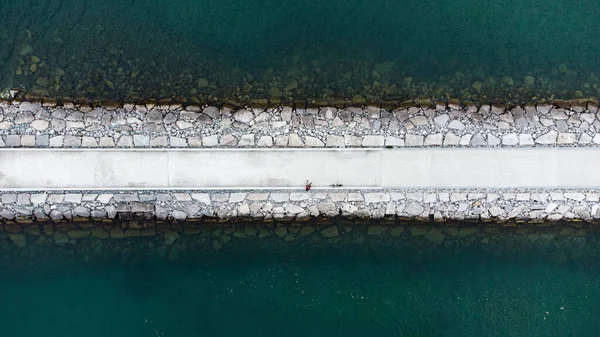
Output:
[321,226,339,238]
[164,232,180,245]
[425,228,445,244]
[367,225,387,236]
[9,234,26,247]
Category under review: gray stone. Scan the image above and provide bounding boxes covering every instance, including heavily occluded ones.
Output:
[233,109,254,124]
[305,136,324,147]
[326,135,344,147]
[220,134,237,146]
[443,133,460,146]
[65,194,82,203]
[91,210,107,219]
[31,120,49,131]
[257,136,273,147]
[385,136,404,146]
[557,133,575,144]
[470,133,486,146]
[63,136,81,147]
[410,116,428,126]
[424,133,443,146]
[239,134,256,146]
[17,194,30,205]
[133,135,150,147]
[117,136,134,147]
[82,137,98,147]
[518,134,534,146]
[535,131,557,144]
[171,210,188,220]
[73,206,90,217]
[203,135,219,147]
[113,194,139,202]
[170,136,188,147]
[163,112,177,124]
[433,114,449,127]
[555,120,568,132]
[20,135,35,147]
[404,202,425,216]
[49,210,63,221]
[501,133,518,146]
[270,193,290,202]
[50,119,67,132]
[5,135,20,146]
[105,206,117,219]
[448,120,465,130]
[146,110,163,124]
[15,112,34,124]
[405,134,424,146]
[365,193,390,203]
[99,137,116,147]
[288,134,304,147]
[564,193,585,202]
[361,135,384,147]
[487,134,500,146]
[343,135,361,146]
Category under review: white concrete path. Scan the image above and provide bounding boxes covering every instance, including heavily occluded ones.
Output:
[0,148,597,190]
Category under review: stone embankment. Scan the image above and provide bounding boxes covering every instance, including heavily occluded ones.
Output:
[1,189,600,223]
[1,99,599,148]
[2,98,600,242]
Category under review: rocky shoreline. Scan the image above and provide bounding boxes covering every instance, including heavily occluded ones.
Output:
[1,98,599,148]
[2,189,600,225]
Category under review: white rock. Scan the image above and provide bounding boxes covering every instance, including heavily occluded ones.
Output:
[326,135,344,147]
[487,134,500,146]
[169,137,187,147]
[288,134,304,147]
[579,133,592,144]
[257,136,273,147]
[535,130,557,144]
[361,135,384,147]
[424,133,443,146]
[448,120,465,130]
[459,134,472,145]
[176,121,193,129]
[365,193,390,203]
[239,134,255,146]
[203,135,219,147]
[31,120,49,131]
[433,114,449,127]
[305,136,325,147]
[191,193,211,204]
[285,204,305,215]
[344,135,362,146]
[385,136,404,146]
[557,133,575,144]
[501,133,518,146]
[443,132,460,146]
[233,109,254,123]
[405,134,424,146]
[518,134,534,146]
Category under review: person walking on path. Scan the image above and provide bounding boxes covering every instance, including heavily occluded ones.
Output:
[305,180,312,191]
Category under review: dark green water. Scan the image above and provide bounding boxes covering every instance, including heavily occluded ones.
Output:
[2,244,600,336]
[1,0,600,103]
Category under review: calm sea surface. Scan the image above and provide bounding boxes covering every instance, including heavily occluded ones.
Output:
[1,239,600,336]
[0,0,599,102]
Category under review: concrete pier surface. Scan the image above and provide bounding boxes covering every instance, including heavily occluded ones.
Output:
[0,148,598,190]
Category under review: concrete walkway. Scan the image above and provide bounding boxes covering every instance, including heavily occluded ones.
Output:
[0,148,597,190]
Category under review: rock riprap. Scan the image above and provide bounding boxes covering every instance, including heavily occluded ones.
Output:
[1,99,599,148]
[1,189,600,223]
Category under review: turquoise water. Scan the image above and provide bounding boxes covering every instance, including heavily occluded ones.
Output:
[2,242,600,336]
[1,0,600,102]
